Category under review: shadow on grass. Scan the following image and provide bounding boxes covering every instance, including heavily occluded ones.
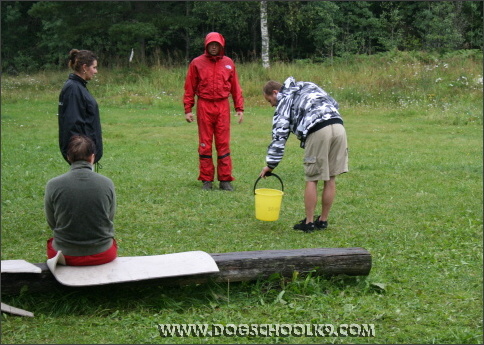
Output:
[1,273,381,318]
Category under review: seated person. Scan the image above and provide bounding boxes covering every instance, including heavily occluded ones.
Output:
[45,135,117,265]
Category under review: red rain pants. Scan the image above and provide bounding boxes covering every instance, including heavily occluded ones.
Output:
[196,97,234,182]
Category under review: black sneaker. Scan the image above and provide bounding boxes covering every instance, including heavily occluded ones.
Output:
[314,216,328,230]
[293,219,315,233]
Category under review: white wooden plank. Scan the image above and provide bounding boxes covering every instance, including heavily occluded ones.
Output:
[47,251,219,286]
[1,303,34,317]
[1,260,42,274]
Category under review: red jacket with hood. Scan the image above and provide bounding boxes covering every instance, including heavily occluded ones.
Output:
[183,32,244,114]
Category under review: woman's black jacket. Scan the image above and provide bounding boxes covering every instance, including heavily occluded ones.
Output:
[58,73,103,164]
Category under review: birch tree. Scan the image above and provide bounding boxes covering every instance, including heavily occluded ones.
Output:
[260,0,270,68]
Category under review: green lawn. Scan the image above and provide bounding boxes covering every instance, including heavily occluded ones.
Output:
[1,56,482,343]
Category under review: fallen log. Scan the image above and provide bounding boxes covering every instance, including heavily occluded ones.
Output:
[1,247,371,295]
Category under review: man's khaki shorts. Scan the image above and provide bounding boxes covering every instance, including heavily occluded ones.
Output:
[303,124,348,181]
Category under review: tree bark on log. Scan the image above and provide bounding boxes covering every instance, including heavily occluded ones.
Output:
[1,248,371,295]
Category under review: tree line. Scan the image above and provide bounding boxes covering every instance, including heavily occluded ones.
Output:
[1,1,483,73]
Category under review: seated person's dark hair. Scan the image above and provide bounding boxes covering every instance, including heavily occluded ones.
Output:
[66,135,96,163]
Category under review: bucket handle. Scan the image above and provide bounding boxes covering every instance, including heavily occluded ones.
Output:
[253,172,284,194]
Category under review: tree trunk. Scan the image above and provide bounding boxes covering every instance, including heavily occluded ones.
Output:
[1,248,371,295]
[260,1,270,69]
[185,1,191,63]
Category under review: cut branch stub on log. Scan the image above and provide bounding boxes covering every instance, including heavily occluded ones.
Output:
[1,247,371,295]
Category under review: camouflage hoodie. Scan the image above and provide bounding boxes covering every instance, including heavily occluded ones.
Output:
[266,77,343,169]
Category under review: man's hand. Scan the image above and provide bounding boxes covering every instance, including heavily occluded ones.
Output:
[259,166,273,178]
[235,111,244,124]
[185,112,195,123]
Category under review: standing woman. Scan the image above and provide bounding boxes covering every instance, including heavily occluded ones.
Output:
[58,49,103,169]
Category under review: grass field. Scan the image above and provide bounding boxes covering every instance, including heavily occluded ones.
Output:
[1,51,483,344]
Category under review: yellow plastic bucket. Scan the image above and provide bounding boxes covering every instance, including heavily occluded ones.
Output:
[254,173,284,221]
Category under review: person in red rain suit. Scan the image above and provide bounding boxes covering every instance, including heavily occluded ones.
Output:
[183,32,244,191]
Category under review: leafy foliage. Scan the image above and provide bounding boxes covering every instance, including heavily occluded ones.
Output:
[1,1,482,72]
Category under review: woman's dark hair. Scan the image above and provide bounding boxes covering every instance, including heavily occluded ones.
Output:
[68,49,98,73]
[263,80,282,95]
[67,135,96,163]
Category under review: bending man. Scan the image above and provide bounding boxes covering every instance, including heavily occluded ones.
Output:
[259,77,348,233]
